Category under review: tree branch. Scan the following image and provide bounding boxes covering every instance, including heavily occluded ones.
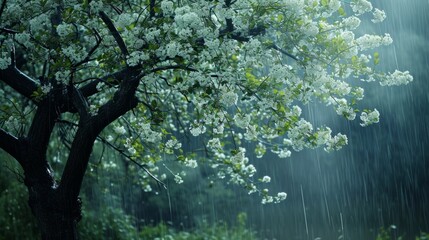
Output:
[27,100,60,161]
[68,85,90,120]
[0,128,21,161]
[79,68,129,98]
[151,65,197,73]
[59,67,141,199]
[0,67,40,104]
[270,44,299,61]
[99,11,129,57]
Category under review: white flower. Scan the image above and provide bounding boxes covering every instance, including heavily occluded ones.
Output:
[207,138,222,150]
[334,98,356,120]
[325,133,348,152]
[221,91,238,107]
[372,8,386,23]
[114,126,126,135]
[355,33,392,50]
[278,149,291,158]
[166,139,182,149]
[0,54,11,70]
[350,0,373,15]
[276,192,287,202]
[184,159,198,168]
[342,16,361,30]
[234,114,251,129]
[262,195,274,204]
[261,176,271,183]
[174,174,184,184]
[29,13,50,33]
[55,70,71,84]
[41,83,53,94]
[116,13,134,29]
[190,124,206,136]
[360,109,380,127]
[380,70,413,86]
[89,1,103,13]
[14,33,32,48]
[161,1,174,15]
[128,147,137,155]
[144,184,152,192]
[106,135,114,142]
[56,23,73,38]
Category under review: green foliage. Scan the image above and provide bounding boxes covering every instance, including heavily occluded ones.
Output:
[0,160,39,240]
[416,232,429,240]
[139,213,257,240]
[375,227,428,240]
[0,182,40,240]
[78,207,139,240]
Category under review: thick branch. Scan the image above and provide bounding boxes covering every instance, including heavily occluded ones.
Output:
[59,67,141,199]
[25,101,60,183]
[68,85,89,120]
[0,67,39,104]
[79,68,129,98]
[0,128,21,161]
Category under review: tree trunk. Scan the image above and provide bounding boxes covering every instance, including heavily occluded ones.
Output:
[26,183,82,240]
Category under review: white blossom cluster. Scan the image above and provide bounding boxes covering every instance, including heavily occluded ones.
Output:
[0,0,412,204]
[360,109,380,127]
[355,33,393,50]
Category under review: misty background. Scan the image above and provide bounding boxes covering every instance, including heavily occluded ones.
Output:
[154,1,429,239]
[241,1,429,239]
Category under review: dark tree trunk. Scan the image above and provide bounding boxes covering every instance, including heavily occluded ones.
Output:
[1,29,140,238]
[27,185,81,240]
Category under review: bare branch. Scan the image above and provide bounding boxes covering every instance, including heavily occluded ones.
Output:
[151,65,197,73]
[72,29,102,69]
[99,11,129,57]
[270,44,299,61]
[0,27,18,34]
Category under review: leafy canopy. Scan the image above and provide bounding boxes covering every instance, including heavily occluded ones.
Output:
[0,0,412,203]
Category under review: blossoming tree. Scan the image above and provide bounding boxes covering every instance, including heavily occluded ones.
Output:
[0,0,412,238]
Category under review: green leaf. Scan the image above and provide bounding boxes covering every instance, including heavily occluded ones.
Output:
[338,7,346,16]
[374,52,380,65]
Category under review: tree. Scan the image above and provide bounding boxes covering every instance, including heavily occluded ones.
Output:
[0,0,412,239]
